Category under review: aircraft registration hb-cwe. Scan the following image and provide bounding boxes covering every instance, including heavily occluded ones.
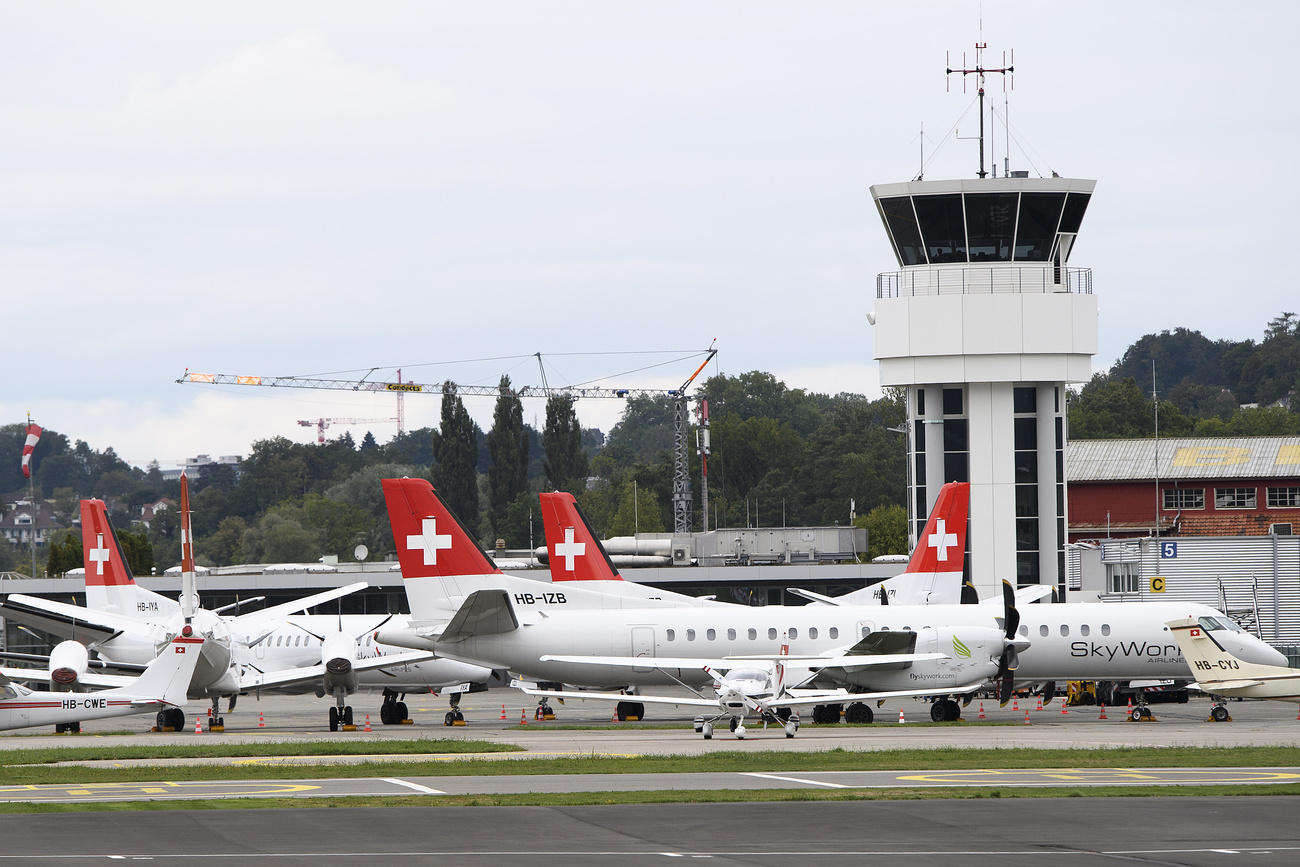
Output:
[379,477,1287,722]
[0,635,202,732]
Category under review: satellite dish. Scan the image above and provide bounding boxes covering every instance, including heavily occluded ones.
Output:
[354,544,369,562]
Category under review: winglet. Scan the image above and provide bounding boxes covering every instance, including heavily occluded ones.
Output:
[381,478,502,579]
[538,492,623,582]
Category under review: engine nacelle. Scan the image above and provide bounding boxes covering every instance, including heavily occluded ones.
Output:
[49,641,90,688]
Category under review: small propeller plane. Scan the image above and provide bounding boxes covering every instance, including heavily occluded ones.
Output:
[514,639,985,740]
[0,634,202,733]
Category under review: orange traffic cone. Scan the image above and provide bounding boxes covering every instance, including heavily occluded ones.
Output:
[1036,695,1043,712]
[1099,703,1108,720]
[258,711,265,728]
[499,704,507,720]
[1126,697,1133,718]
[194,717,203,734]
[977,702,985,720]
[1024,709,1031,725]
[521,708,529,726]
[1295,704,1299,721]
[1060,700,1069,715]
[897,709,905,724]
[364,714,372,733]
[1012,698,1019,712]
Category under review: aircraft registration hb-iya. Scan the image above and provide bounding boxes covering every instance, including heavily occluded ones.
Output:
[0,476,492,732]
[0,635,202,733]
[378,476,1287,723]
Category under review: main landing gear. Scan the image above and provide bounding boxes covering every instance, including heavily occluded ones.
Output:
[328,686,354,732]
[930,698,962,722]
[614,701,645,721]
[54,721,81,734]
[380,689,411,726]
[443,691,465,727]
[206,698,226,732]
[154,707,185,732]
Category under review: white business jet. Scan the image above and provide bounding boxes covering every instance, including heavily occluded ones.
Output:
[0,634,202,733]
[1167,616,1300,720]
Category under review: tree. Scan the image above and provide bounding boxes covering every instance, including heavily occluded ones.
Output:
[608,481,664,535]
[542,394,588,490]
[115,527,154,577]
[857,504,908,560]
[432,382,481,528]
[45,529,82,576]
[487,376,529,534]
[359,431,379,453]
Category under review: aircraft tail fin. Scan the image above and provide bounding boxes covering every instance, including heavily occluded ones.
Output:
[81,499,176,617]
[117,635,204,706]
[538,492,622,581]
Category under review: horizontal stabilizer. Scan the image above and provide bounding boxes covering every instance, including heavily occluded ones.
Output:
[516,684,718,709]
[0,595,134,642]
[232,582,369,631]
[439,590,518,643]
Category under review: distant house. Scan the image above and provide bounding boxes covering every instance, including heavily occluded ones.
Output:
[0,500,62,547]
[1068,436,1300,541]
[139,498,175,528]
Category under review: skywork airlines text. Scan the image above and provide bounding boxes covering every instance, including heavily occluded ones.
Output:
[1070,641,1181,662]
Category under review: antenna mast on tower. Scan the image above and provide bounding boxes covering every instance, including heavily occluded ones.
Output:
[947,42,1014,178]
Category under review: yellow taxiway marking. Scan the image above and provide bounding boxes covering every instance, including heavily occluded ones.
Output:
[893,768,1300,786]
[0,781,321,802]
[230,750,640,765]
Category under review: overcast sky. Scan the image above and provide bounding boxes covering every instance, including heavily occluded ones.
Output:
[4,2,1296,469]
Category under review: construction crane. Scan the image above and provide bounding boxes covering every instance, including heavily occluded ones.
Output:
[179,347,717,533]
[297,417,400,445]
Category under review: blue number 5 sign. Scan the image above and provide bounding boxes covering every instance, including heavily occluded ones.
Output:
[1160,541,1178,559]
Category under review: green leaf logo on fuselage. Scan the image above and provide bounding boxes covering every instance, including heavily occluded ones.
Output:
[953,636,971,659]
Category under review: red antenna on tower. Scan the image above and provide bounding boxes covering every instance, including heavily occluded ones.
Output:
[946,42,1014,178]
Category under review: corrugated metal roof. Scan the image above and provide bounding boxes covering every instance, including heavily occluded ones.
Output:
[1068,436,1300,482]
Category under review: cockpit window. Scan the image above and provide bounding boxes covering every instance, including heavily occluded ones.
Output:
[1199,615,1243,633]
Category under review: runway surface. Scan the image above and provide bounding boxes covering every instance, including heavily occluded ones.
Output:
[5,766,1300,804]
[1,799,1298,865]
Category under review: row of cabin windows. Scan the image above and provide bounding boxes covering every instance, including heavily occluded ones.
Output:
[1018,623,1112,637]
[664,626,842,642]
[1162,486,1300,511]
[274,634,318,647]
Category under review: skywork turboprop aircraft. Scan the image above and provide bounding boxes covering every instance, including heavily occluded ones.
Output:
[0,635,202,733]
[0,493,484,731]
[517,636,982,739]
[380,478,1023,721]
[1167,616,1300,720]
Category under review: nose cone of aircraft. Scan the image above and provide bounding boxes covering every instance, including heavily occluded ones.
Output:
[1230,633,1289,667]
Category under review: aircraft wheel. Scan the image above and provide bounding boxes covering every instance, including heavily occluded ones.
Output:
[693,716,705,733]
[1140,706,1153,720]
[944,699,961,721]
[454,709,465,723]
[735,724,746,740]
[329,706,339,732]
[343,706,354,726]
[395,702,409,721]
[845,702,873,724]
[729,717,739,732]
[155,710,167,730]
[169,708,185,731]
[931,701,948,723]
[784,721,798,738]
[1129,706,1143,722]
[702,722,713,740]
[1211,705,1230,722]
[444,711,455,727]
[379,704,393,726]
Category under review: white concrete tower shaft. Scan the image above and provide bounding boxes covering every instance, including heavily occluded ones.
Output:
[868,177,1097,598]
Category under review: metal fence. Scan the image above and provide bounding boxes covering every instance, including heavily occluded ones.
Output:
[877,266,1092,298]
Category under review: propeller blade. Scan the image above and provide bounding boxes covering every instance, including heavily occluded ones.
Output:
[1001,579,1020,640]
[960,582,979,605]
[998,672,1014,706]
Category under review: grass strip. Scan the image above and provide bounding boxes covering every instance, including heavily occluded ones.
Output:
[4,783,1300,813]
[3,746,1300,786]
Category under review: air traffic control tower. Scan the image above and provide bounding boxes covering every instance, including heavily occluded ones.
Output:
[867,176,1096,596]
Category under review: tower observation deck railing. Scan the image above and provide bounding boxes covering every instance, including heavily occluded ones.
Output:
[876,266,1092,299]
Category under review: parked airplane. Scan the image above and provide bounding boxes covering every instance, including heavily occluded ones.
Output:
[517,637,985,739]
[0,635,202,733]
[1167,615,1299,720]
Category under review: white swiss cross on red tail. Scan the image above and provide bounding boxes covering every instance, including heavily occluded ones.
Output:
[553,526,585,571]
[406,517,452,565]
[928,518,958,562]
[88,533,111,575]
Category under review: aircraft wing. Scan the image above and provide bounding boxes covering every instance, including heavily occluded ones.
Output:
[538,652,946,672]
[0,594,136,642]
[239,664,328,691]
[350,651,436,673]
[0,666,137,689]
[1191,679,1267,691]
[515,683,719,709]
[730,652,948,667]
[763,680,988,709]
[231,582,370,631]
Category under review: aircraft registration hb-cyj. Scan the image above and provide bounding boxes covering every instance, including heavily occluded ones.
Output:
[0,476,493,732]
[1167,616,1300,721]
[0,634,202,733]
[378,476,1288,725]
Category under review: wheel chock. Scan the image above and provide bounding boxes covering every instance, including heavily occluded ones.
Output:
[341,724,358,732]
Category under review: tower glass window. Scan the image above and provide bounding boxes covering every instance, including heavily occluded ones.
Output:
[965,192,1018,261]
[1014,193,1066,261]
[914,194,967,263]
[879,196,927,266]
